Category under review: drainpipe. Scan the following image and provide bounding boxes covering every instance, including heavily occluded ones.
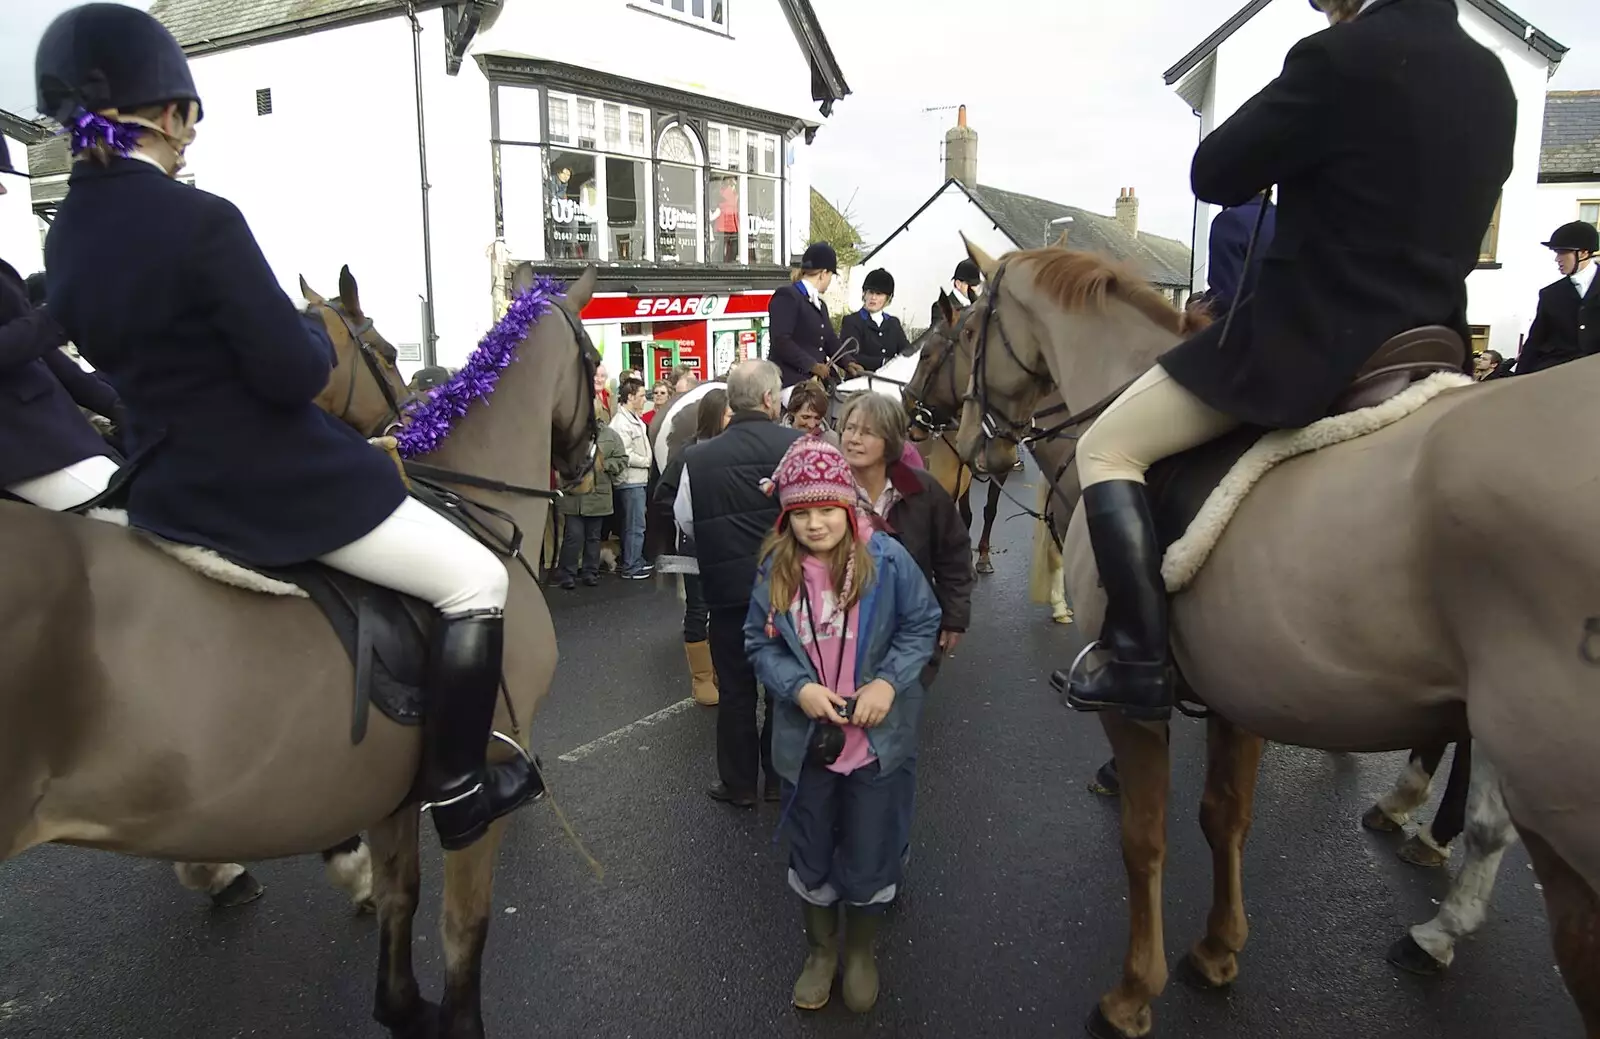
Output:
[1189,110,1202,296]
[407,1,439,366]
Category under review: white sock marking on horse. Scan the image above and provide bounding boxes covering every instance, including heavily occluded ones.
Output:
[1408,753,1516,966]
[173,861,246,896]
[1376,753,1436,825]
[324,841,373,908]
[558,697,698,763]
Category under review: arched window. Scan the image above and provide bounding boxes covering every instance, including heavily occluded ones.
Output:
[656,123,704,264]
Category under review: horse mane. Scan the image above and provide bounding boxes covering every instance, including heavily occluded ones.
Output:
[1004,248,1213,336]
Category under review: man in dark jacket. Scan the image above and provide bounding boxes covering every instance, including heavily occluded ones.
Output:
[1509,220,1599,375]
[840,268,912,372]
[0,254,123,509]
[669,359,800,806]
[768,242,842,388]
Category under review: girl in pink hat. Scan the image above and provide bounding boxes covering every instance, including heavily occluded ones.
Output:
[745,437,941,1014]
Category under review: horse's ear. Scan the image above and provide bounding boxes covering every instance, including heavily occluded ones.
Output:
[567,266,598,311]
[935,291,956,328]
[961,233,999,280]
[509,261,538,296]
[337,265,361,317]
[299,275,324,305]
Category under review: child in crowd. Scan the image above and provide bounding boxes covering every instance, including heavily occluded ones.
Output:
[744,438,940,1013]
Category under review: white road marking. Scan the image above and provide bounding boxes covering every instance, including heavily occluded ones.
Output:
[557,697,698,763]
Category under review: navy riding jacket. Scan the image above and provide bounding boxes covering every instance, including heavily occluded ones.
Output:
[44,158,405,565]
[0,258,120,488]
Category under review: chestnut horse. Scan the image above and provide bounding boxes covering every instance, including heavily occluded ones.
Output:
[949,240,1598,1038]
[0,269,602,1039]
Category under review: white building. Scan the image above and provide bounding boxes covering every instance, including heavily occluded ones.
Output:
[31,0,848,383]
[847,109,1191,329]
[1533,90,1600,314]
[0,109,46,277]
[1163,0,1569,357]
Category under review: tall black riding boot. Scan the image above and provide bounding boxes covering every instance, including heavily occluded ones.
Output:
[421,610,542,851]
[1057,480,1173,721]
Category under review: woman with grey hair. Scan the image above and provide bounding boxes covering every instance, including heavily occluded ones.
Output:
[836,391,972,684]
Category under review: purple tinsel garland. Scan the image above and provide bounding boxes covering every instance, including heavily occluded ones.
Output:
[64,109,143,156]
[395,276,566,459]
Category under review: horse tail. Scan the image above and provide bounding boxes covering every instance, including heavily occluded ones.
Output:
[1028,479,1061,605]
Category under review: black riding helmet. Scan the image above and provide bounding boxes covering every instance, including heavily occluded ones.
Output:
[862,268,895,297]
[1542,220,1600,254]
[35,3,203,126]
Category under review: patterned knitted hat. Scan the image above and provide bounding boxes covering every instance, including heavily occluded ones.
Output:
[769,437,858,522]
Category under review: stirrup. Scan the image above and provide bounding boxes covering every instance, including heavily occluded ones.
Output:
[490,731,546,802]
[419,782,484,814]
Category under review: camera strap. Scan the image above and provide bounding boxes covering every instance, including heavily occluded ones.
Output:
[799,588,850,696]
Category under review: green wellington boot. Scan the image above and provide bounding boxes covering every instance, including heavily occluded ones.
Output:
[841,906,881,1013]
[792,902,838,1010]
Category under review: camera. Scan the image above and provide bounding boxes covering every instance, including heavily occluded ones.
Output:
[806,698,853,767]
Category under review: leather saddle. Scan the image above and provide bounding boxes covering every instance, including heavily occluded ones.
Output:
[1329,325,1466,415]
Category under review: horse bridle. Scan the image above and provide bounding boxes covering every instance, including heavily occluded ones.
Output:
[315,301,414,436]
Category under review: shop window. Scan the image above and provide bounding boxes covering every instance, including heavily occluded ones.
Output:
[548,96,570,144]
[747,177,778,265]
[547,150,600,260]
[657,164,702,263]
[710,173,740,263]
[607,157,648,262]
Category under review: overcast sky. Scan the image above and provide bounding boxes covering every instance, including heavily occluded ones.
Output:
[3,0,1595,246]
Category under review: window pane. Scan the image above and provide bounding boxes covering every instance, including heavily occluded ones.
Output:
[607,157,647,262]
[747,136,759,173]
[712,0,725,23]
[548,97,570,142]
[708,126,722,168]
[726,128,741,170]
[710,173,740,263]
[763,137,777,176]
[671,0,684,10]
[577,99,596,146]
[692,0,704,14]
[747,177,777,265]
[604,104,621,150]
[628,111,647,156]
[1582,202,1600,228]
[657,164,701,264]
[659,125,698,164]
[497,85,541,142]
[498,144,544,259]
[547,150,600,260]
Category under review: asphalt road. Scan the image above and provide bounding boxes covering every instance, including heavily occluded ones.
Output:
[0,467,1580,1039]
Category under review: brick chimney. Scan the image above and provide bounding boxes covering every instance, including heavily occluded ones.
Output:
[1115,187,1139,236]
[944,105,978,188]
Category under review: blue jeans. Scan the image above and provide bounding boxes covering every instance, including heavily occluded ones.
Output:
[618,484,647,575]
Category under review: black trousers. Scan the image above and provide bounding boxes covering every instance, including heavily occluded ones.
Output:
[708,604,776,796]
[683,573,709,643]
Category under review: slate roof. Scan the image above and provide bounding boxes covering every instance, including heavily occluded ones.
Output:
[968,184,1192,289]
[25,136,70,179]
[1163,0,1567,88]
[147,0,428,51]
[1540,91,1600,182]
[0,109,50,145]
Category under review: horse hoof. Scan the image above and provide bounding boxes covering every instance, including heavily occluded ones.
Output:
[382,999,441,1039]
[1088,760,1121,798]
[1175,951,1234,992]
[1052,609,1074,625]
[210,871,265,909]
[1085,1005,1142,1039]
[1387,934,1446,976]
[1397,835,1449,869]
[975,559,995,575]
[1361,804,1403,833]
[355,896,378,915]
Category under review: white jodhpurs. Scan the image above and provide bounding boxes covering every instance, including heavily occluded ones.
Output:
[319,496,509,615]
[5,455,120,511]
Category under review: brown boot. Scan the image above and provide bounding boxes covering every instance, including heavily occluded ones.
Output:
[792,902,838,1010]
[841,906,880,1013]
[685,640,719,706]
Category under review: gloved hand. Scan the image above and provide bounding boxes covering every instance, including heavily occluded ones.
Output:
[845,362,866,377]
[810,362,834,380]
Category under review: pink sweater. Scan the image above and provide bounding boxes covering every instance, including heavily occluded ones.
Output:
[793,555,876,774]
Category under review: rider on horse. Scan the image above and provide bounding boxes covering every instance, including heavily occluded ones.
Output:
[1061,0,1516,721]
[34,3,538,850]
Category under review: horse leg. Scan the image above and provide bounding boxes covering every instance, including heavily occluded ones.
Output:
[975,478,1003,575]
[1389,751,1515,974]
[1049,556,1073,624]
[1179,716,1265,989]
[1362,742,1448,833]
[369,809,436,1039]
[173,861,264,908]
[957,485,973,531]
[1521,827,1600,1036]
[438,818,509,1039]
[322,835,377,913]
[1089,713,1171,1039]
[1398,740,1470,869]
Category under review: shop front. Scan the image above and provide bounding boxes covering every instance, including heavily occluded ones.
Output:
[578,290,775,384]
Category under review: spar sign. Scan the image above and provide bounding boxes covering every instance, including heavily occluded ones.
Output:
[635,294,726,317]
[578,292,774,322]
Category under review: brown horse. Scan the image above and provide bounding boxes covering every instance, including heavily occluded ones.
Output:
[949,240,1600,1038]
[169,266,415,912]
[0,268,602,1039]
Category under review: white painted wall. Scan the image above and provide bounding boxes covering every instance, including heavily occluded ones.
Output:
[473,0,821,126]
[1,135,43,276]
[1188,0,1563,356]
[844,183,1017,328]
